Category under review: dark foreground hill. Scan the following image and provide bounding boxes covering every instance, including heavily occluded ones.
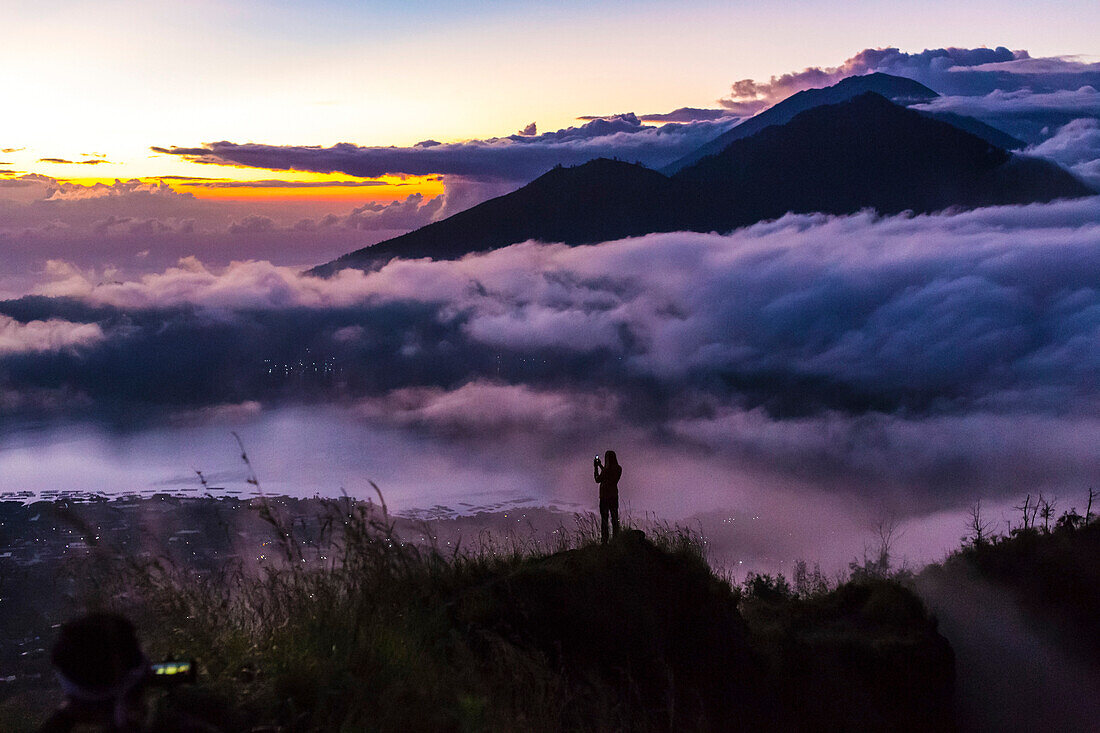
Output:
[2,508,955,732]
[915,519,1100,731]
[313,92,1092,275]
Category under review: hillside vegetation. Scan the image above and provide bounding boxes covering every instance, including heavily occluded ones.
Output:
[915,499,1100,731]
[923,509,1100,661]
[5,499,954,732]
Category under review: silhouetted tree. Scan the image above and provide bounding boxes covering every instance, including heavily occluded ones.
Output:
[1056,509,1084,531]
[1039,496,1057,533]
[850,514,906,579]
[964,501,995,547]
[875,515,903,570]
[1013,494,1033,530]
[743,572,792,601]
[793,560,830,598]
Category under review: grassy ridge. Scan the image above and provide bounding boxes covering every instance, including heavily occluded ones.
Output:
[1,496,956,732]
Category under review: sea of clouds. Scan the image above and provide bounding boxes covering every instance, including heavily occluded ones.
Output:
[2,200,1097,528]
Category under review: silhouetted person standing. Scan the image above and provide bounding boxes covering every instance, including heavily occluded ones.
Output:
[594,450,622,544]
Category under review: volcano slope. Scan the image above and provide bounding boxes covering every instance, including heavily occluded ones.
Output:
[312,91,1091,275]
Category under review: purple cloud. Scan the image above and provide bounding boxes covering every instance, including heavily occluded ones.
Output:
[722,46,1037,110]
[37,157,114,165]
[719,47,1100,142]
[227,215,277,235]
[637,108,738,123]
[293,193,444,233]
[45,178,189,201]
[187,179,396,189]
[1028,118,1100,186]
[5,197,1100,519]
[152,115,737,183]
[0,313,104,354]
[0,174,454,294]
[916,86,1100,118]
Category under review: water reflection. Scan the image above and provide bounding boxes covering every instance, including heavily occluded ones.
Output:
[0,407,549,512]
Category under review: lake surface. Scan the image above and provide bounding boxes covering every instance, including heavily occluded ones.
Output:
[0,405,1038,573]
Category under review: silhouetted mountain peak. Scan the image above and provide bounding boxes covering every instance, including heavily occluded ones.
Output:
[680,90,1008,176]
[824,72,938,104]
[310,157,672,276]
[661,73,938,174]
[312,89,1093,275]
[526,157,668,190]
[669,92,1088,228]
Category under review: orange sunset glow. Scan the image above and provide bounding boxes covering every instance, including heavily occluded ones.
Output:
[171,173,444,203]
[33,172,443,204]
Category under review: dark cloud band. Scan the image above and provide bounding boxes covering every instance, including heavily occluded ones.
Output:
[151,115,737,183]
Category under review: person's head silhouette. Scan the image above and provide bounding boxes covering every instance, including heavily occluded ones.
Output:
[604,450,618,468]
[45,612,150,731]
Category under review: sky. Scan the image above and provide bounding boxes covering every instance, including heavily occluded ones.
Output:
[3,0,1099,183]
[2,1,1100,570]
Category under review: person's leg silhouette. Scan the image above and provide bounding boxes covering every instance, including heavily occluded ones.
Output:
[600,497,611,544]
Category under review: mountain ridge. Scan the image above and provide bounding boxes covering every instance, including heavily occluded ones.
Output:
[311,90,1093,276]
[660,72,941,174]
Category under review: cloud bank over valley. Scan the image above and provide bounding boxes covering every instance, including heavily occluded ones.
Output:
[2,199,1098,548]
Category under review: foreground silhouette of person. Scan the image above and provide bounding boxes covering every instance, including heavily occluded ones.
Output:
[594,450,622,543]
[39,613,212,733]
[39,613,150,733]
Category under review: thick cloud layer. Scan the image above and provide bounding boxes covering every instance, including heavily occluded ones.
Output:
[916,86,1100,143]
[917,86,1100,119]
[154,114,737,183]
[721,47,1100,110]
[13,198,1100,401]
[0,174,458,294]
[1028,118,1100,186]
[3,198,1098,511]
[589,108,736,124]
[0,314,103,354]
[5,46,1100,533]
[721,47,1100,145]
